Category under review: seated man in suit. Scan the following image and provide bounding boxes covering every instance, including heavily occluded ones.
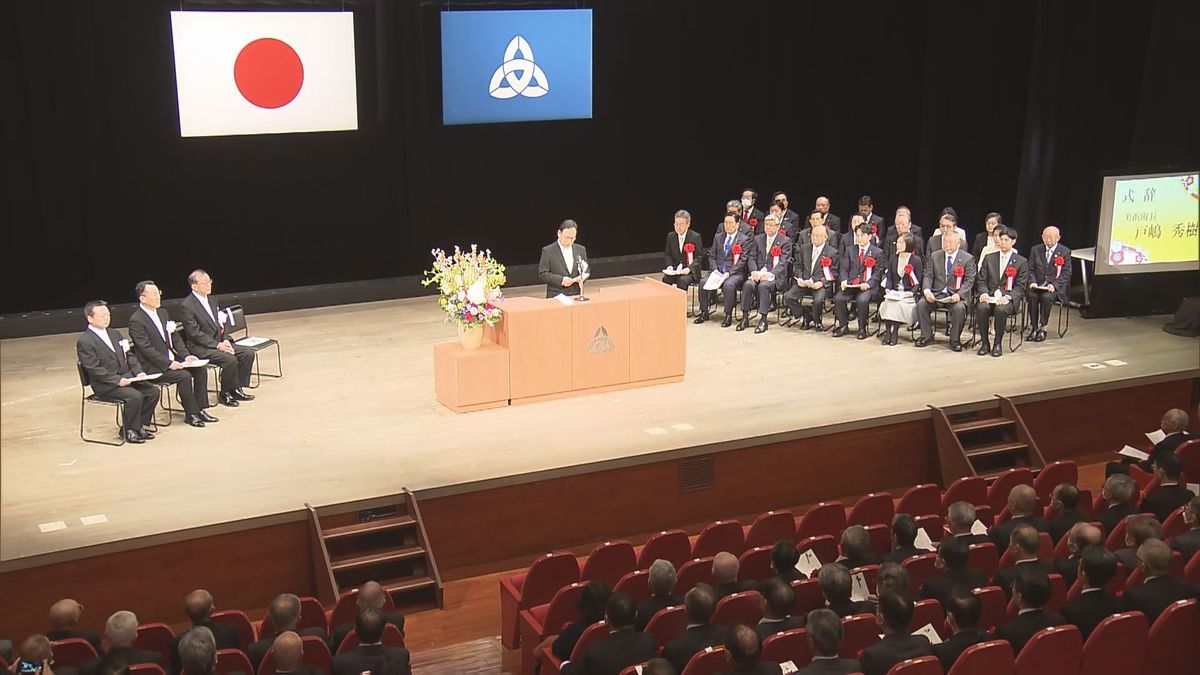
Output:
[992,524,1057,600]
[924,212,969,258]
[662,584,727,674]
[662,209,704,291]
[920,536,988,608]
[883,514,923,564]
[180,270,255,407]
[47,599,103,654]
[873,563,908,602]
[989,484,1050,552]
[858,592,932,675]
[331,608,410,675]
[991,567,1065,656]
[550,581,611,665]
[538,219,590,298]
[932,593,990,673]
[817,564,873,618]
[1107,408,1193,476]
[566,592,656,675]
[783,222,838,330]
[129,280,218,428]
[974,226,1029,357]
[716,200,754,240]
[1119,538,1200,625]
[836,526,880,571]
[248,594,330,671]
[178,626,218,675]
[330,582,406,656]
[1025,225,1072,341]
[1061,546,1121,641]
[946,501,990,547]
[739,215,792,334]
[883,206,924,253]
[720,624,782,675]
[796,609,861,675]
[713,552,757,600]
[171,589,241,672]
[82,611,165,674]
[636,559,682,632]
[916,228,976,351]
[769,541,804,584]
[1096,474,1140,535]
[833,223,884,339]
[695,214,753,327]
[1052,523,1103,590]
[772,192,801,235]
[1047,483,1087,545]
[1141,453,1196,524]
[1170,496,1200,562]
[813,196,842,237]
[755,578,805,641]
[848,195,885,247]
[77,299,160,444]
[1114,515,1164,571]
[740,189,766,235]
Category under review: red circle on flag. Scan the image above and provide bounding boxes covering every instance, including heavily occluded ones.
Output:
[233,38,304,109]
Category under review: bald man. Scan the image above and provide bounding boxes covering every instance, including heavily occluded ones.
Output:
[1026,226,1072,341]
[814,196,842,236]
[712,552,755,601]
[171,589,241,672]
[1119,539,1200,624]
[47,599,102,654]
[273,631,318,675]
[247,594,329,671]
[1052,522,1103,589]
[988,484,1050,551]
[330,581,406,654]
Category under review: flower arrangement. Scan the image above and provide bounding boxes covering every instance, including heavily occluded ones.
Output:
[422,245,506,327]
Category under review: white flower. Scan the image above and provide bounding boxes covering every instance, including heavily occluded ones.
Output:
[466,277,487,305]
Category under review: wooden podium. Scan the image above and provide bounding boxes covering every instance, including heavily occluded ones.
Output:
[433,278,686,412]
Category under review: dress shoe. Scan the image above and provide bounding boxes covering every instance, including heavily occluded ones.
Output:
[735,317,749,331]
[856,328,868,340]
[124,429,145,444]
[720,317,733,328]
[813,321,824,331]
[977,340,992,356]
[219,392,240,407]
[832,325,848,337]
[950,341,964,352]
[1026,329,1039,341]
[138,428,155,441]
[693,313,710,324]
[199,411,219,423]
[754,319,768,334]
[232,388,255,401]
[915,337,932,348]
[800,317,812,330]
[1035,329,1048,342]
[185,414,206,428]
[992,344,1003,357]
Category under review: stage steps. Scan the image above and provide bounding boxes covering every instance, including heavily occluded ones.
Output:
[306,488,444,612]
[930,395,1047,486]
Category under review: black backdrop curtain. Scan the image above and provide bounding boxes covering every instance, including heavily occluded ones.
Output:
[4,0,1196,315]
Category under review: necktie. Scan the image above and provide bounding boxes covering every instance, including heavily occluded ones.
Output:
[1047,247,1053,264]
[812,247,819,274]
[946,254,952,276]
[859,247,865,266]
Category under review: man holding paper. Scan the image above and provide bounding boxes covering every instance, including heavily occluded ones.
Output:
[784,221,837,330]
[538,220,590,298]
[1026,226,1072,342]
[661,209,704,290]
[833,223,884,339]
[915,229,976,351]
[180,269,256,407]
[129,280,217,428]
[76,300,161,444]
[694,213,752,326]
[973,226,1029,358]
[739,214,792,334]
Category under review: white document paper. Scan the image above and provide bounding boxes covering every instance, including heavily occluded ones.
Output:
[795,549,822,578]
[126,373,162,382]
[553,294,575,306]
[780,662,798,674]
[1146,429,1167,445]
[913,623,943,645]
[914,528,936,551]
[885,290,908,301]
[180,359,210,368]
[1187,483,1199,495]
[850,572,869,602]
[971,519,988,536]
[1118,445,1150,461]
[702,272,728,291]
[236,336,271,347]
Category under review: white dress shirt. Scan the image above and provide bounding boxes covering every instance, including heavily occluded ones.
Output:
[677,232,686,252]
[811,244,824,276]
[140,304,172,361]
[88,325,115,352]
[558,244,574,276]
[192,290,217,323]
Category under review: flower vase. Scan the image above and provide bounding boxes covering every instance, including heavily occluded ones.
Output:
[457,322,484,350]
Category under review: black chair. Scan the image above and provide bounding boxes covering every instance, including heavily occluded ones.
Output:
[77,362,125,446]
[969,294,1027,352]
[1054,297,1070,337]
[226,304,282,387]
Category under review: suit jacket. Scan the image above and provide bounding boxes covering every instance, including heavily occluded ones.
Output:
[537,242,589,298]
[81,647,163,675]
[795,242,839,284]
[1140,431,1195,473]
[171,621,241,672]
[925,230,969,258]
[330,644,410,675]
[795,657,862,675]
[989,515,1050,552]
[664,229,705,280]
[329,612,405,655]
[991,609,1064,656]
[820,213,843,235]
[858,633,932,675]
[839,243,885,292]
[76,328,143,396]
[1170,527,1200,562]
[796,226,842,253]
[931,629,991,673]
[882,254,923,294]
[1061,589,1121,641]
[716,663,784,675]
[1114,547,1138,572]
[1097,503,1138,536]
[46,630,103,655]
[742,208,767,235]
[951,533,991,548]
[780,209,802,236]
[1141,484,1196,524]
[920,567,989,608]
[552,620,591,661]
[840,226,883,252]
[248,628,328,671]
[1119,574,1200,625]
[754,615,806,642]
[635,594,681,632]
[970,232,992,261]
[884,545,924,565]
[709,231,753,277]
[1048,509,1086,545]
[1053,554,1081,590]
[714,580,758,602]
[922,249,977,300]
[179,292,232,355]
[828,599,875,619]
[992,559,1057,599]
[975,250,1030,304]
[277,666,322,675]
[885,223,925,242]
[1028,243,1072,303]
[128,306,195,374]
[748,233,792,282]
[662,624,728,673]
[566,628,657,675]
[715,219,755,241]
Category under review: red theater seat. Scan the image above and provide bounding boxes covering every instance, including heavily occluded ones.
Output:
[1031,460,1077,505]
[902,553,940,596]
[761,629,813,669]
[839,614,880,660]
[846,492,895,528]
[1144,599,1199,673]
[745,509,796,549]
[637,529,692,570]
[644,605,687,650]
[1077,612,1147,675]
[895,483,941,518]
[795,502,846,542]
[500,551,580,649]
[942,476,987,513]
[946,640,1014,675]
[580,540,637,587]
[1012,625,1080,675]
[986,468,1033,516]
[711,590,763,626]
[737,545,774,582]
[674,557,716,595]
[692,519,746,558]
[615,569,652,604]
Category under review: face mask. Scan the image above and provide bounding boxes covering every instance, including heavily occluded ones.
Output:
[741,198,753,208]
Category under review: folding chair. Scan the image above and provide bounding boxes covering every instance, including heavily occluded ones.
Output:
[78,362,126,446]
[226,304,282,387]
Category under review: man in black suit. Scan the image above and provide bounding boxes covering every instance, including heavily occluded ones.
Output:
[636,559,682,632]
[330,582,406,656]
[248,594,330,672]
[946,502,990,547]
[1060,546,1121,641]
[740,189,766,236]
[47,599,103,655]
[1096,474,1140,535]
[1108,408,1193,476]
[171,589,241,672]
[769,541,805,585]
[566,592,656,675]
[1047,484,1087,545]
[1025,225,1072,342]
[974,226,1029,358]
[858,592,932,675]
[82,611,165,674]
[714,552,757,601]
[916,229,976,351]
[992,524,1057,600]
[1170,496,1200,562]
[1114,515,1164,571]
[813,197,842,237]
[739,215,792,334]
[920,536,987,609]
[772,192,801,236]
[883,514,924,564]
[662,209,705,291]
[179,269,255,407]
[836,526,881,571]
[883,206,924,252]
[1141,453,1196,524]
[695,214,753,327]
[931,593,991,673]
[1052,523,1103,590]
[718,624,783,675]
[783,222,838,330]
[76,300,160,444]
[755,578,805,641]
[817,564,874,618]
[989,485,1050,552]
[662,584,728,674]
[833,223,884,339]
[129,280,217,428]
[715,200,754,240]
[853,195,886,243]
[1119,538,1200,625]
[924,213,969,258]
[795,609,861,675]
[991,568,1065,657]
[331,608,409,675]
[178,625,218,675]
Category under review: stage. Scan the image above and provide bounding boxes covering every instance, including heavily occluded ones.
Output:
[1,275,1197,566]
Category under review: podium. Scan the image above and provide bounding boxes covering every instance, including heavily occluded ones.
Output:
[433,278,686,411]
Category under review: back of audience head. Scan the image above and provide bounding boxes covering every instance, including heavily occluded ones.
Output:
[179,625,217,675]
[1125,515,1164,550]
[1067,522,1103,554]
[357,581,388,611]
[892,514,918,549]
[49,599,84,630]
[876,592,914,635]
[1052,483,1079,511]
[648,559,677,598]
[877,562,908,597]
[184,589,216,625]
[1008,484,1038,517]
[806,608,843,657]
[1137,538,1172,576]
[578,580,613,624]
[818,563,852,603]
[840,525,869,560]
[944,593,981,634]
[105,610,139,648]
[1010,523,1039,558]
[273,631,303,672]
[712,551,739,584]
[1104,474,1136,506]
[642,657,676,675]
[771,540,800,575]
[1153,452,1183,481]
[685,584,716,624]
[1079,545,1118,589]
[1012,568,1051,609]
[1161,408,1189,433]
[356,607,386,644]
[760,578,795,619]
[269,593,302,632]
[605,592,637,630]
[937,535,969,570]
[724,624,762,667]
[19,635,52,668]
[947,501,976,534]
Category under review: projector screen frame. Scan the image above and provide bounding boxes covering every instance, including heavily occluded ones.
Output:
[1093,168,1200,277]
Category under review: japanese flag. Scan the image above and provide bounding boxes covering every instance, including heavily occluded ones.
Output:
[170,11,358,137]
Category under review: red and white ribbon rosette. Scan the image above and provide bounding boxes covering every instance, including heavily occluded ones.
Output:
[684,242,695,266]
[904,263,917,287]
[749,218,759,228]
[770,245,782,269]
[953,265,965,290]
[820,256,833,281]
[1004,265,1017,291]
[1054,255,1065,279]
[732,243,742,266]
[863,256,876,281]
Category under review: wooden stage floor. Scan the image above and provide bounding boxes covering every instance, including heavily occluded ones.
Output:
[2,276,1197,564]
